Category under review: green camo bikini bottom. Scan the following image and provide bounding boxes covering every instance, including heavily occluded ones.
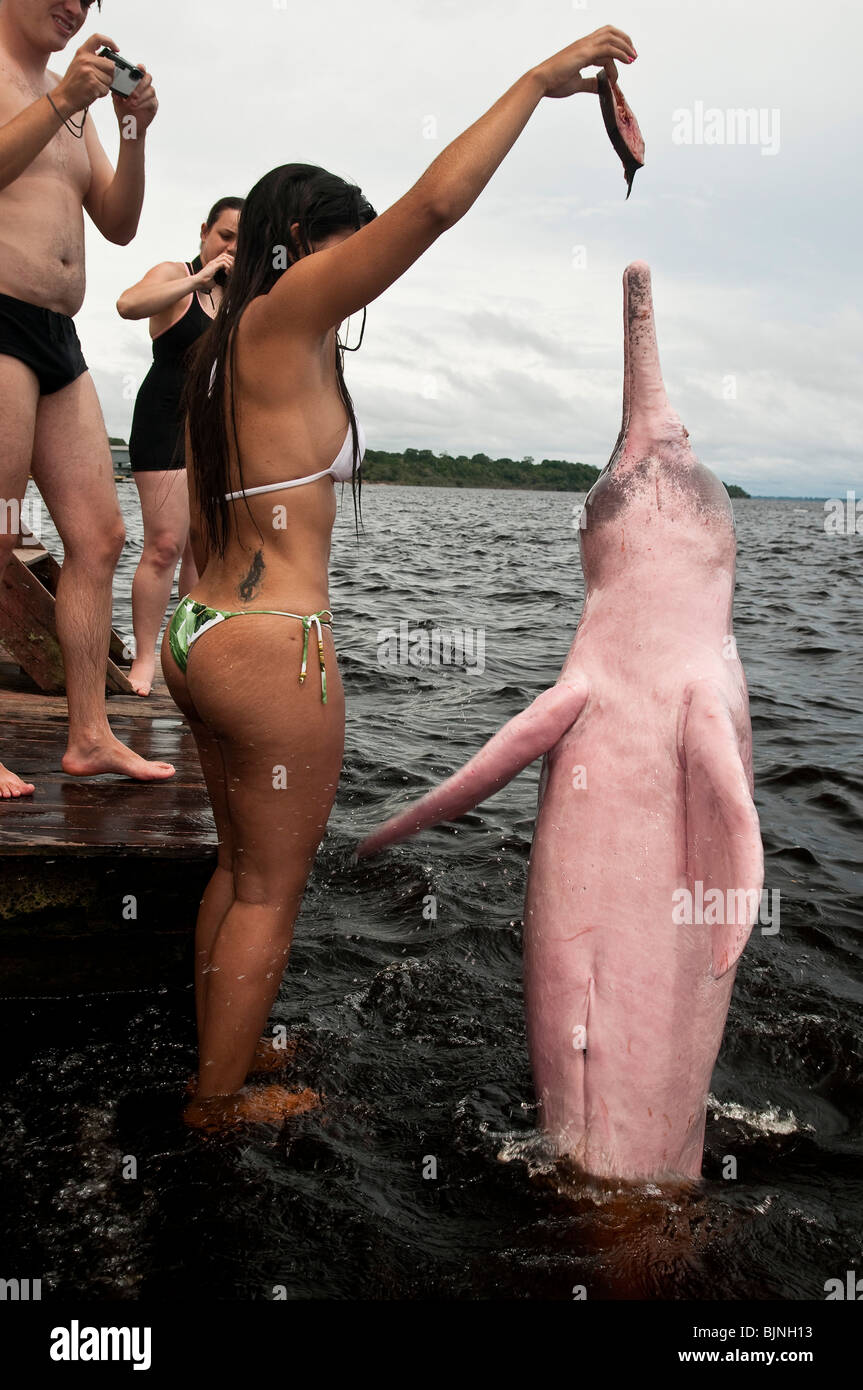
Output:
[167,596,334,703]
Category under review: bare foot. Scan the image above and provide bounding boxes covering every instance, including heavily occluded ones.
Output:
[183,1085,320,1133]
[185,1035,299,1096]
[0,762,35,799]
[251,1036,299,1074]
[61,735,174,781]
[128,657,155,698]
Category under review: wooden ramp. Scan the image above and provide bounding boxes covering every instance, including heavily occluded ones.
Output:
[0,664,216,996]
[0,529,134,695]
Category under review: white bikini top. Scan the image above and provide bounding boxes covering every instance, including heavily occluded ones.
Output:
[224,420,366,501]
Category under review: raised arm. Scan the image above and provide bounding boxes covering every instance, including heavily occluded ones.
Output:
[82,48,159,246]
[0,33,116,192]
[117,262,195,322]
[116,253,234,322]
[265,25,637,337]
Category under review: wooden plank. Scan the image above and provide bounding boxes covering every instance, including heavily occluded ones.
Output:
[13,545,50,568]
[11,546,130,668]
[0,547,134,694]
[0,552,67,691]
[0,651,215,992]
[0,667,216,857]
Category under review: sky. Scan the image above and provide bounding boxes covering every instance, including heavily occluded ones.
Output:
[70,0,861,497]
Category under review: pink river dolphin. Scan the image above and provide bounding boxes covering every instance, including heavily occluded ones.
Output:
[358,262,764,1182]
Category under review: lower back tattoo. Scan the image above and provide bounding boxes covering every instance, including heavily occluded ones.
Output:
[238,549,265,601]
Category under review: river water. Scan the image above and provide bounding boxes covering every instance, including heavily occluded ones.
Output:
[1,485,860,1300]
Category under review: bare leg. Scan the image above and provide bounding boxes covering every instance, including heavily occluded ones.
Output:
[0,356,41,797]
[161,628,296,1105]
[171,613,344,1128]
[129,470,193,696]
[161,634,234,1040]
[30,373,174,781]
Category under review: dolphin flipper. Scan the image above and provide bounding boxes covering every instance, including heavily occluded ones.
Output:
[357,676,589,857]
[681,683,764,978]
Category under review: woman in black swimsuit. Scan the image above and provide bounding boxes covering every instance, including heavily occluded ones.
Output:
[117,196,244,694]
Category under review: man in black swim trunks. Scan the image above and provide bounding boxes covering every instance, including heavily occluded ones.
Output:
[0,0,174,795]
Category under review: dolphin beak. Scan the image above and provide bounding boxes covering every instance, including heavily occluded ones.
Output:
[621,261,672,427]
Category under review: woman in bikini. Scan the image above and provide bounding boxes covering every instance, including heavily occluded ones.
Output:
[162,24,637,1131]
[118,197,243,695]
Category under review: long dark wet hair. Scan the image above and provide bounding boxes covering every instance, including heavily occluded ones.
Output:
[183,164,377,557]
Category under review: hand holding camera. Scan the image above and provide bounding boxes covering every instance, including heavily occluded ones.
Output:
[51,34,119,117]
[97,46,159,132]
[196,252,235,292]
[52,35,158,132]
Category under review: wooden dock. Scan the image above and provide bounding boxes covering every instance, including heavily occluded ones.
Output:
[0,663,216,997]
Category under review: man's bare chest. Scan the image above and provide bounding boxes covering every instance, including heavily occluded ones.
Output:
[0,65,90,189]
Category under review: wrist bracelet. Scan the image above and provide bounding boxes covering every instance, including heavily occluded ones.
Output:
[46,91,88,139]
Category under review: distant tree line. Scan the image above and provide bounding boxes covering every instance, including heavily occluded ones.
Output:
[363,447,750,497]
[108,436,751,496]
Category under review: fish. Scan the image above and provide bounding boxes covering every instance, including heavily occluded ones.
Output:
[597,66,645,198]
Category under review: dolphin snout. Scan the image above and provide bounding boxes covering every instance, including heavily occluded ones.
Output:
[623,261,654,321]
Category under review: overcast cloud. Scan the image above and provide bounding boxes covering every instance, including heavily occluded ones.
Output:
[74,0,861,497]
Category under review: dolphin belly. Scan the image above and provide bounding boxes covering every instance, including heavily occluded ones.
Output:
[522,711,741,1180]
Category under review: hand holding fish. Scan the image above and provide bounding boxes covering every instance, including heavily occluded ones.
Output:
[535,26,637,99]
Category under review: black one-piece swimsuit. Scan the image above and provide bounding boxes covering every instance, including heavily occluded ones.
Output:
[128,256,213,473]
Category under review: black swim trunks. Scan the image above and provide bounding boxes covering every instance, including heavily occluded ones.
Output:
[0,290,88,395]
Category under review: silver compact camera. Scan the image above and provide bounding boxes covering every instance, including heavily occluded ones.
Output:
[97,47,144,98]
